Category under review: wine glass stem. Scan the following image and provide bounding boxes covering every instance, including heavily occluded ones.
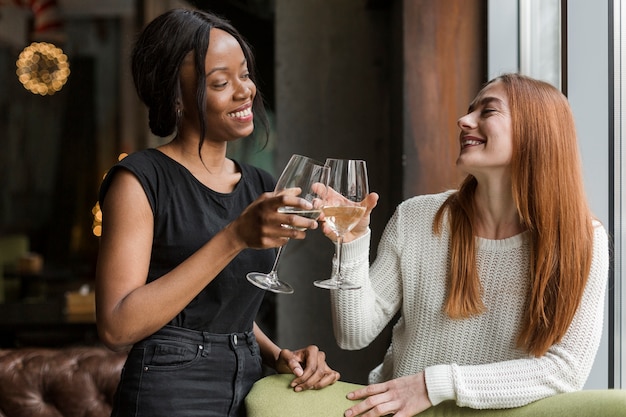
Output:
[268,245,285,282]
[334,235,344,284]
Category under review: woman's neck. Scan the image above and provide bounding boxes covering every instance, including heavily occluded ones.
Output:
[158,137,241,193]
[472,182,525,240]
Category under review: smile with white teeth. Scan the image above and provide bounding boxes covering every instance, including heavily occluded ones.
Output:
[462,139,484,147]
[227,107,252,118]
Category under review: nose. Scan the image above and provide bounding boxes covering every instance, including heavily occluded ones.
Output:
[457,112,476,130]
[234,79,254,100]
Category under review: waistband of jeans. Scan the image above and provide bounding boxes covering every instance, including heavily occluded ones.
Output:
[136,325,256,348]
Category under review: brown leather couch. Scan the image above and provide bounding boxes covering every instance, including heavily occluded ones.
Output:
[0,347,127,417]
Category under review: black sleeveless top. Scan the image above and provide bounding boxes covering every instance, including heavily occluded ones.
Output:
[99,149,276,334]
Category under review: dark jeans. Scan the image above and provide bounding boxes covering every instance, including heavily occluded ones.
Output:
[111,325,263,417]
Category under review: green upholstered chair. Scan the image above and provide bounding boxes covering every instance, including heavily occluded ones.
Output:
[245,373,626,417]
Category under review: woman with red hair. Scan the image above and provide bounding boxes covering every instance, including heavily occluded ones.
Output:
[324,73,609,417]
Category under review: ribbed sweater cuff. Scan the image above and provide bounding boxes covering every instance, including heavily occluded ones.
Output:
[341,228,370,261]
[424,364,456,406]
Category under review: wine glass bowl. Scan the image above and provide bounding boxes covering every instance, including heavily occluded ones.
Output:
[314,158,369,290]
[321,206,366,236]
[246,154,328,294]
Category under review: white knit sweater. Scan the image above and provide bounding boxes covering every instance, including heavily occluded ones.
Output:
[331,191,609,409]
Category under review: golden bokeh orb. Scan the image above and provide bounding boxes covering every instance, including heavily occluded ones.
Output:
[16,42,70,96]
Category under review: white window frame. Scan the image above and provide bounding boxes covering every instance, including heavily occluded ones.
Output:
[612,0,625,389]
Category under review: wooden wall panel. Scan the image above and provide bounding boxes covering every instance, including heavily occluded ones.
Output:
[402,0,487,197]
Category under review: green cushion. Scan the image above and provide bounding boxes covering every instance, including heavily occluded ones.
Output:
[245,374,363,416]
[245,374,626,417]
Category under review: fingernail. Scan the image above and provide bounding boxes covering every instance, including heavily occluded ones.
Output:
[294,386,302,392]
[345,411,352,417]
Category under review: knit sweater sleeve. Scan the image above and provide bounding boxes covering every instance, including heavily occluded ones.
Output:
[330,205,405,350]
[425,222,610,409]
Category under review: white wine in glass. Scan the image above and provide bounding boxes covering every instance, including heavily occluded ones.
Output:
[314,158,368,290]
[247,154,329,294]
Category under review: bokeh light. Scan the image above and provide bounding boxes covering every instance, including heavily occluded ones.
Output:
[16,42,70,96]
[92,153,129,237]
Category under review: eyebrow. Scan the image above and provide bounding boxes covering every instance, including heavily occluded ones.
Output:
[207,58,248,76]
[468,96,505,112]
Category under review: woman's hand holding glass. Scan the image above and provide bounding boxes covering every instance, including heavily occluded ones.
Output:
[228,190,316,249]
[321,188,379,244]
[246,154,329,294]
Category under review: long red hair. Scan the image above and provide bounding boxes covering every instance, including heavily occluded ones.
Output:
[434,74,594,356]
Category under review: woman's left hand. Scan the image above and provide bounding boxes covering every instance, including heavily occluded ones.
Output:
[343,373,432,417]
[275,345,341,391]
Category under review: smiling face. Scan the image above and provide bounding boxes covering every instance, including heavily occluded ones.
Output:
[455,81,513,178]
[179,28,257,143]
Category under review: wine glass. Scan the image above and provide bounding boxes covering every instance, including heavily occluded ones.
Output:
[247,154,329,294]
[314,159,368,290]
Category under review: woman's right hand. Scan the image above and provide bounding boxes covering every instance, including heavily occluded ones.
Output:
[318,191,379,243]
[349,191,379,240]
[228,191,319,250]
